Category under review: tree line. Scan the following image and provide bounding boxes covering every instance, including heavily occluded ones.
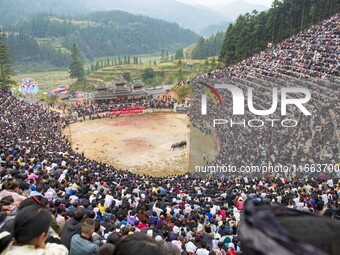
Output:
[87,56,142,74]
[191,31,225,60]
[0,31,15,89]
[4,10,199,66]
[3,32,69,66]
[219,0,340,66]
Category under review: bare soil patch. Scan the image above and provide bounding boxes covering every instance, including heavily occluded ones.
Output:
[63,113,190,177]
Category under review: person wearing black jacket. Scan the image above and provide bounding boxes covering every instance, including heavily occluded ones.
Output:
[60,207,85,250]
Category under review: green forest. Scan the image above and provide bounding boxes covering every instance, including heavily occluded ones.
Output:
[191,32,225,60]
[2,10,199,67]
[219,0,340,65]
[181,0,339,61]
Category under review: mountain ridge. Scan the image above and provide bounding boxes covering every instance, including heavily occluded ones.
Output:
[0,0,268,35]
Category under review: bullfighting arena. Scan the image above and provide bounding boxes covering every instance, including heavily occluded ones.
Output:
[64,113,190,177]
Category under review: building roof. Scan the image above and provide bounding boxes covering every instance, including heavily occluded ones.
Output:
[132,80,144,88]
[94,83,107,90]
[146,87,165,96]
[93,81,168,101]
[114,77,127,85]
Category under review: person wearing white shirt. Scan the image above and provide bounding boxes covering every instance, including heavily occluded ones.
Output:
[70,194,79,204]
[114,198,122,207]
[104,193,114,208]
[196,246,209,255]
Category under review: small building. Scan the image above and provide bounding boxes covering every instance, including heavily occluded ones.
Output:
[130,80,148,99]
[146,86,165,100]
[112,77,132,100]
[93,77,158,103]
[146,85,173,100]
[94,83,108,93]
[93,83,114,101]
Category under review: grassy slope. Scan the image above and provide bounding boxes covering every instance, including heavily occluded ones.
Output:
[88,58,213,86]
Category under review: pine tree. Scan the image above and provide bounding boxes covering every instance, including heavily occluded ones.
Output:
[160,50,165,63]
[165,51,169,62]
[95,61,100,70]
[69,43,85,82]
[0,31,15,90]
[175,48,184,59]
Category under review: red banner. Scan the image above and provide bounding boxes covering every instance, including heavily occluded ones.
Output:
[108,107,145,116]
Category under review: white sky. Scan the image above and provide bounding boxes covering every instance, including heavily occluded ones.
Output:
[178,0,274,7]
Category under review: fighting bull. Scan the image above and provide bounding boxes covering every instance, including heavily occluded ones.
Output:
[171,140,187,150]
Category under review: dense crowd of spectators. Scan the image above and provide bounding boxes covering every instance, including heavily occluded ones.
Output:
[0,13,339,255]
[68,97,175,120]
[208,14,339,79]
[191,14,339,175]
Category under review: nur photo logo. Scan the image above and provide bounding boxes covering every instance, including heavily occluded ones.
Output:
[198,82,312,128]
[198,82,223,115]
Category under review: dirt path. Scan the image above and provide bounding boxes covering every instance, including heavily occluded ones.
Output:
[64,113,190,177]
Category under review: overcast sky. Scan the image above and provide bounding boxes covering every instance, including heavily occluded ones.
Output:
[178,0,274,7]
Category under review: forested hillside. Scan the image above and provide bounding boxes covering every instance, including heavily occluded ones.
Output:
[0,0,88,25]
[4,32,69,67]
[219,0,340,65]
[3,11,199,66]
[0,0,229,35]
[191,32,225,60]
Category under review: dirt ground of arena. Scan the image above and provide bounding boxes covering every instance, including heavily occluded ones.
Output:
[63,113,191,177]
